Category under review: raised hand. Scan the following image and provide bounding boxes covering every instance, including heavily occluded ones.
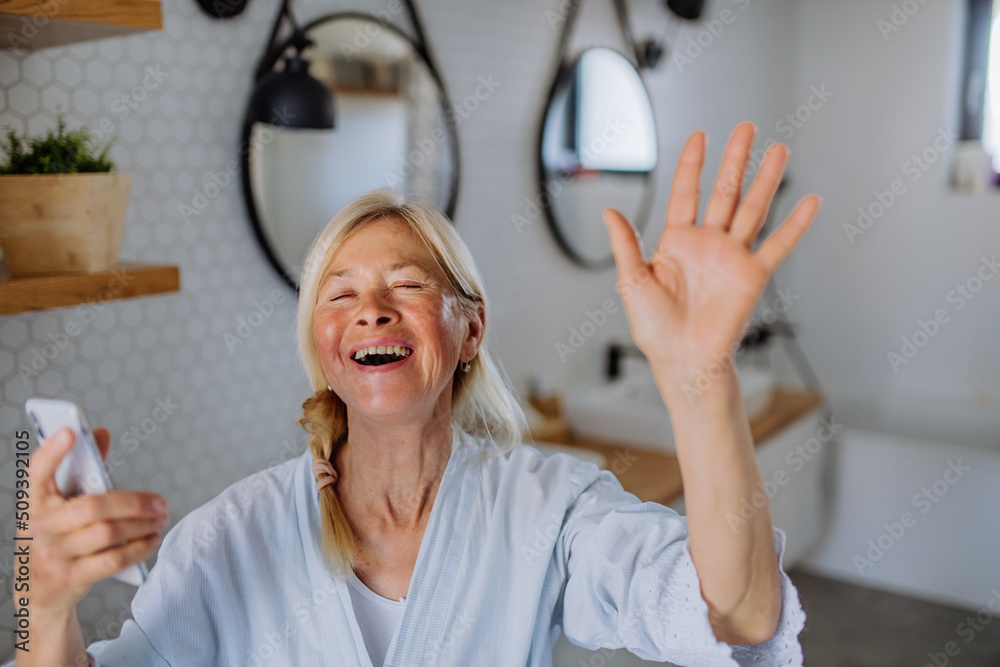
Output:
[603,122,821,389]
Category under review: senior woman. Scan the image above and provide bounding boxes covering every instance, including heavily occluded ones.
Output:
[20,122,819,667]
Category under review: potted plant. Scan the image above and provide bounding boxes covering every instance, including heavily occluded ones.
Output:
[0,111,131,277]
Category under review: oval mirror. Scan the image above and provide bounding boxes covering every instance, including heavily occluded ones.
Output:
[241,14,459,289]
[539,47,657,268]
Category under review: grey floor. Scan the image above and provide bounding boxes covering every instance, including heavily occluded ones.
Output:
[553,569,1000,666]
[791,569,1000,667]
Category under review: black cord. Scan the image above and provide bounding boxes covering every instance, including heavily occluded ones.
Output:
[399,0,461,221]
[402,0,432,69]
[553,0,585,71]
[254,0,293,82]
[612,0,642,69]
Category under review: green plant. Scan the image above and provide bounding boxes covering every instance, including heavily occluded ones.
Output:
[0,111,115,175]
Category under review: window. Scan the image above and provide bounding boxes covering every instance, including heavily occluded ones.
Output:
[981,2,1000,171]
[955,0,1000,191]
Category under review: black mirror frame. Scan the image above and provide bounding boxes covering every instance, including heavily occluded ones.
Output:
[535,52,658,270]
[238,10,462,292]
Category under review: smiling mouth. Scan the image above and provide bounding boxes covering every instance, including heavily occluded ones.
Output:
[352,345,414,367]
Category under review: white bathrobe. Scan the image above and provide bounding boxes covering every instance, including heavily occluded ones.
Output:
[80,426,805,666]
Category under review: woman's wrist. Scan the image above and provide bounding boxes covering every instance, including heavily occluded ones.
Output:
[33,604,75,625]
[650,360,741,414]
[19,605,88,667]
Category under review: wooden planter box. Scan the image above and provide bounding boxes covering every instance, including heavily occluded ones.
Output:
[0,173,131,277]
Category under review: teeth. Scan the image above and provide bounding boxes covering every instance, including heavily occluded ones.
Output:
[353,345,413,360]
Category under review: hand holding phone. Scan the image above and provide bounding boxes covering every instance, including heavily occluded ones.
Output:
[23,398,167,598]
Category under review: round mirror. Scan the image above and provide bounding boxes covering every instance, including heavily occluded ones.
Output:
[539,47,657,268]
[241,14,459,289]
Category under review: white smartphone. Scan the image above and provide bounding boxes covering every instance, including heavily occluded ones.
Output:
[24,397,149,587]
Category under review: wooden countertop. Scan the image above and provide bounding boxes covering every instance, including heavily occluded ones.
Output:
[530,388,825,506]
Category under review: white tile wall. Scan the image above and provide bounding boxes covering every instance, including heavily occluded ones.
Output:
[783,0,1000,421]
[0,0,797,661]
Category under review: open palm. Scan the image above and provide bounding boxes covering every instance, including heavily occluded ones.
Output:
[603,122,821,384]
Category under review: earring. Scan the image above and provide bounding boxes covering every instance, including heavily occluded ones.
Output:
[461,361,471,373]
[327,385,332,391]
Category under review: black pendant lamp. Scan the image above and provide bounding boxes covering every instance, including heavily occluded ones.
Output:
[247,0,335,130]
[666,0,704,20]
[194,0,248,20]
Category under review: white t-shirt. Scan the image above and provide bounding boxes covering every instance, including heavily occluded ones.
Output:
[345,568,406,667]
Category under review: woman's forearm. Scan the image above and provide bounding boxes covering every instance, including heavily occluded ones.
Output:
[652,364,781,646]
[15,606,88,667]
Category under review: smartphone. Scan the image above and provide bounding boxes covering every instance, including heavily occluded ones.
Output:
[24,398,149,587]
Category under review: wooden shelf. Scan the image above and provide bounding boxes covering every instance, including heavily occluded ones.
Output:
[0,263,180,315]
[0,0,162,50]
[530,388,825,506]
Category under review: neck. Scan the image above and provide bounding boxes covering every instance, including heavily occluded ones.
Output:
[335,407,453,531]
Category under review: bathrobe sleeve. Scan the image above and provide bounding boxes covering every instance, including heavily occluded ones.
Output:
[557,466,806,667]
[83,504,223,667]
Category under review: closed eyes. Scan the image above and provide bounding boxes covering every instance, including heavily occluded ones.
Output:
[328,283,422,302]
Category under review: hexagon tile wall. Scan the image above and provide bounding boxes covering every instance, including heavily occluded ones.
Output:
[0,0,696,660]
[0,0,316,659]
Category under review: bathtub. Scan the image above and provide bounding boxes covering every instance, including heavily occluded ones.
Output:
[798,391,1000,611]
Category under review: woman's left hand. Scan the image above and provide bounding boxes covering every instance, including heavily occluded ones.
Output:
[603,121,821,388]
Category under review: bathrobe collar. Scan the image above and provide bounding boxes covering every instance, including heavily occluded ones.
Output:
[294,425,482,666]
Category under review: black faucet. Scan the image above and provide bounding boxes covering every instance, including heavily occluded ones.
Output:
[606,343,645,381]
[606,323,794,381]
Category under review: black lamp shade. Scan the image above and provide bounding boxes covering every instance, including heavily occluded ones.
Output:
[666,0,704,20]
[248,53,335,130]
[195,0,248,19]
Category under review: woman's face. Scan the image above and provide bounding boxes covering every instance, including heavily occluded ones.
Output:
[312,217,482,422]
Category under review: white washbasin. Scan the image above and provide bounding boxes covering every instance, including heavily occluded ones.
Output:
[562,365,776,455]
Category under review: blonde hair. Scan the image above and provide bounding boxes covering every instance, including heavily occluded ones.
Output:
[295,187,526,577]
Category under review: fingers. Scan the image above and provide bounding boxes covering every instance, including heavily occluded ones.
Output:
[69,533,161,586]
[60,516,167,558]
[755,195,822,273]
[37,490,168,536]
[663,130,705,230]
[603,208,647,288]
[30,428,76,508]
[93,427,111,462]
[729,143,789,247]
[703,121,756,231]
